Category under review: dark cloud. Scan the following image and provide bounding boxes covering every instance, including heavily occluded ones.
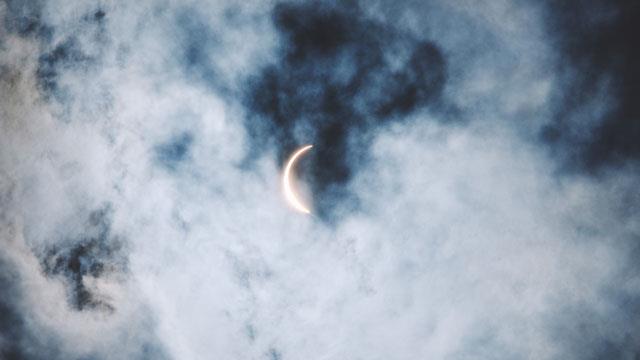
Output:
[549,290,640,359]
[36,38,91,97]
[542,0,640,172]
[175,9,222,91]
[155,132,194,171]
[2,0,50,38]
[0,211,169,359]
[267,347,282,360]
[245,1,447,218]
[0,258,63,360]
[40,206,126,312]
[93,9,106,22]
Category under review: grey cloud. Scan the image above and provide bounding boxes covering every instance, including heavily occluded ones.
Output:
[244,1,449,218]
[542,0,640,172]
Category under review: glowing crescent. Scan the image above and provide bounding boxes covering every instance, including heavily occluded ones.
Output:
[283,145,313,214]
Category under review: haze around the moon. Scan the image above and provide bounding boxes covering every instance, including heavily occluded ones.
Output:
[1,1,639,359]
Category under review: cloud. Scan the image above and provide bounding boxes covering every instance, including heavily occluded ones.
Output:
[542,0,640,171]
[244,1,448,218]
[0,0,638,359]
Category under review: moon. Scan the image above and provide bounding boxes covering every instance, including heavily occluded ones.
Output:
[283,144,313,214]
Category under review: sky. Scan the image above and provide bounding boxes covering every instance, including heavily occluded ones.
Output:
[1,0,639,359]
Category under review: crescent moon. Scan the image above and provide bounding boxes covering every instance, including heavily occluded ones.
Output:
[283,144,313,214]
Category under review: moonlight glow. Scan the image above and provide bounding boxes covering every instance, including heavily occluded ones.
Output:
[283,145,313,214]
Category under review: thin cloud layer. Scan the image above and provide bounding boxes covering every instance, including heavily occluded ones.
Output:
[1,0,639,359]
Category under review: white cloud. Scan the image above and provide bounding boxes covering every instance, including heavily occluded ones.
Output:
[1,0,638,359]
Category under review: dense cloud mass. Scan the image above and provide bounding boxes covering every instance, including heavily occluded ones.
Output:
[245,2,448,218]
[1,0,639,359]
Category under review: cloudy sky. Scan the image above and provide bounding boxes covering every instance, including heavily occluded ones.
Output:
[1,0,639,359]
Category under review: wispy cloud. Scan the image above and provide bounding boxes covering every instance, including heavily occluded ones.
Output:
[1,0,638,359]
